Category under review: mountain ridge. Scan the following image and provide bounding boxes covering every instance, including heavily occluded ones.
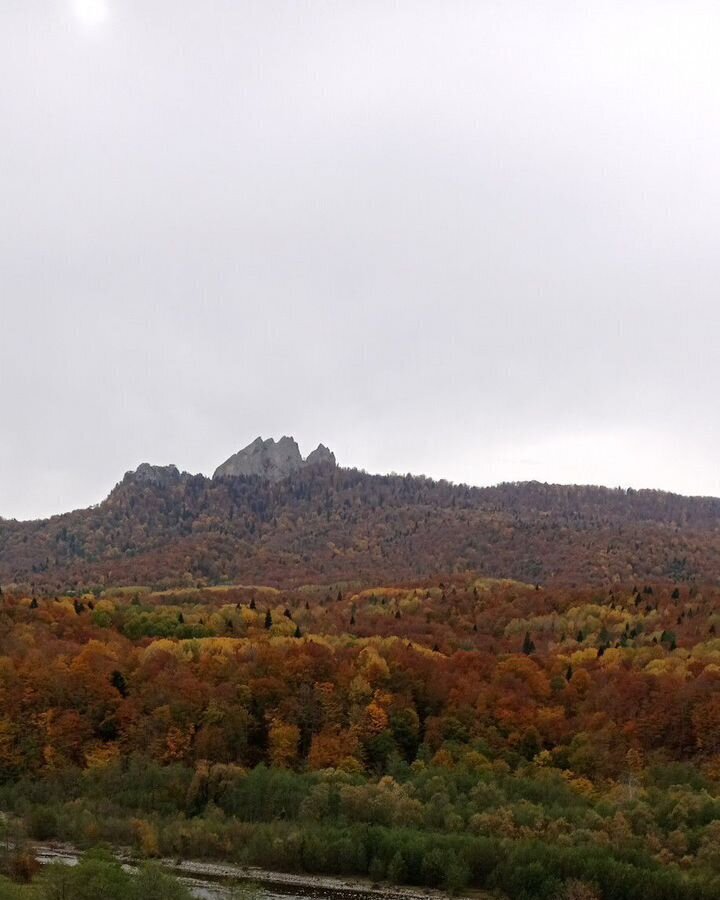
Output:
[1,444,720,591]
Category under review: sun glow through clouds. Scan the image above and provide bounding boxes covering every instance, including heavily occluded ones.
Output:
[71,0,110,30]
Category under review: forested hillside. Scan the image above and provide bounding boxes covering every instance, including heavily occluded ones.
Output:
[2,463,720,898]
[2,463,720,592]
[0,577,719,898]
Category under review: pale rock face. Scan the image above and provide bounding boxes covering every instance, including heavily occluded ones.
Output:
[213,437,336,481]
[214,436,302,481]
[305,443,336,467]
[128,463,181,486]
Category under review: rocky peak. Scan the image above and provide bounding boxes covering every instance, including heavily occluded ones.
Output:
[213,436,336,482]
[126,463,182,487]
[305,443,336,467]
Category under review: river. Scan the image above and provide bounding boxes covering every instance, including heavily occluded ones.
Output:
[33,843,452,900]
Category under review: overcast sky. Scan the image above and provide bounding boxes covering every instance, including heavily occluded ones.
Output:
[2,1,720,520]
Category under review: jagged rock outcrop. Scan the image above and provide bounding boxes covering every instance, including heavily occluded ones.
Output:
[126,463,182,487]
[213,437,336,482]
[305,443,336,467]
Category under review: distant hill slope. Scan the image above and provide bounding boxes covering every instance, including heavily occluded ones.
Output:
[2,462,720,592]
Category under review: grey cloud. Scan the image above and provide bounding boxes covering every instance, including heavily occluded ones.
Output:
[2,1,719,519]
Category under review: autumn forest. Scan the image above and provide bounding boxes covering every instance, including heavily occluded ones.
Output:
[1,466,720,898]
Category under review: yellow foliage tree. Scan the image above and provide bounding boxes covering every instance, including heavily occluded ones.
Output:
[269,719,300,768]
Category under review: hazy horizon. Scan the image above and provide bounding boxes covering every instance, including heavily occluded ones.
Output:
[5,430,720,524]
[3,1,720,519]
